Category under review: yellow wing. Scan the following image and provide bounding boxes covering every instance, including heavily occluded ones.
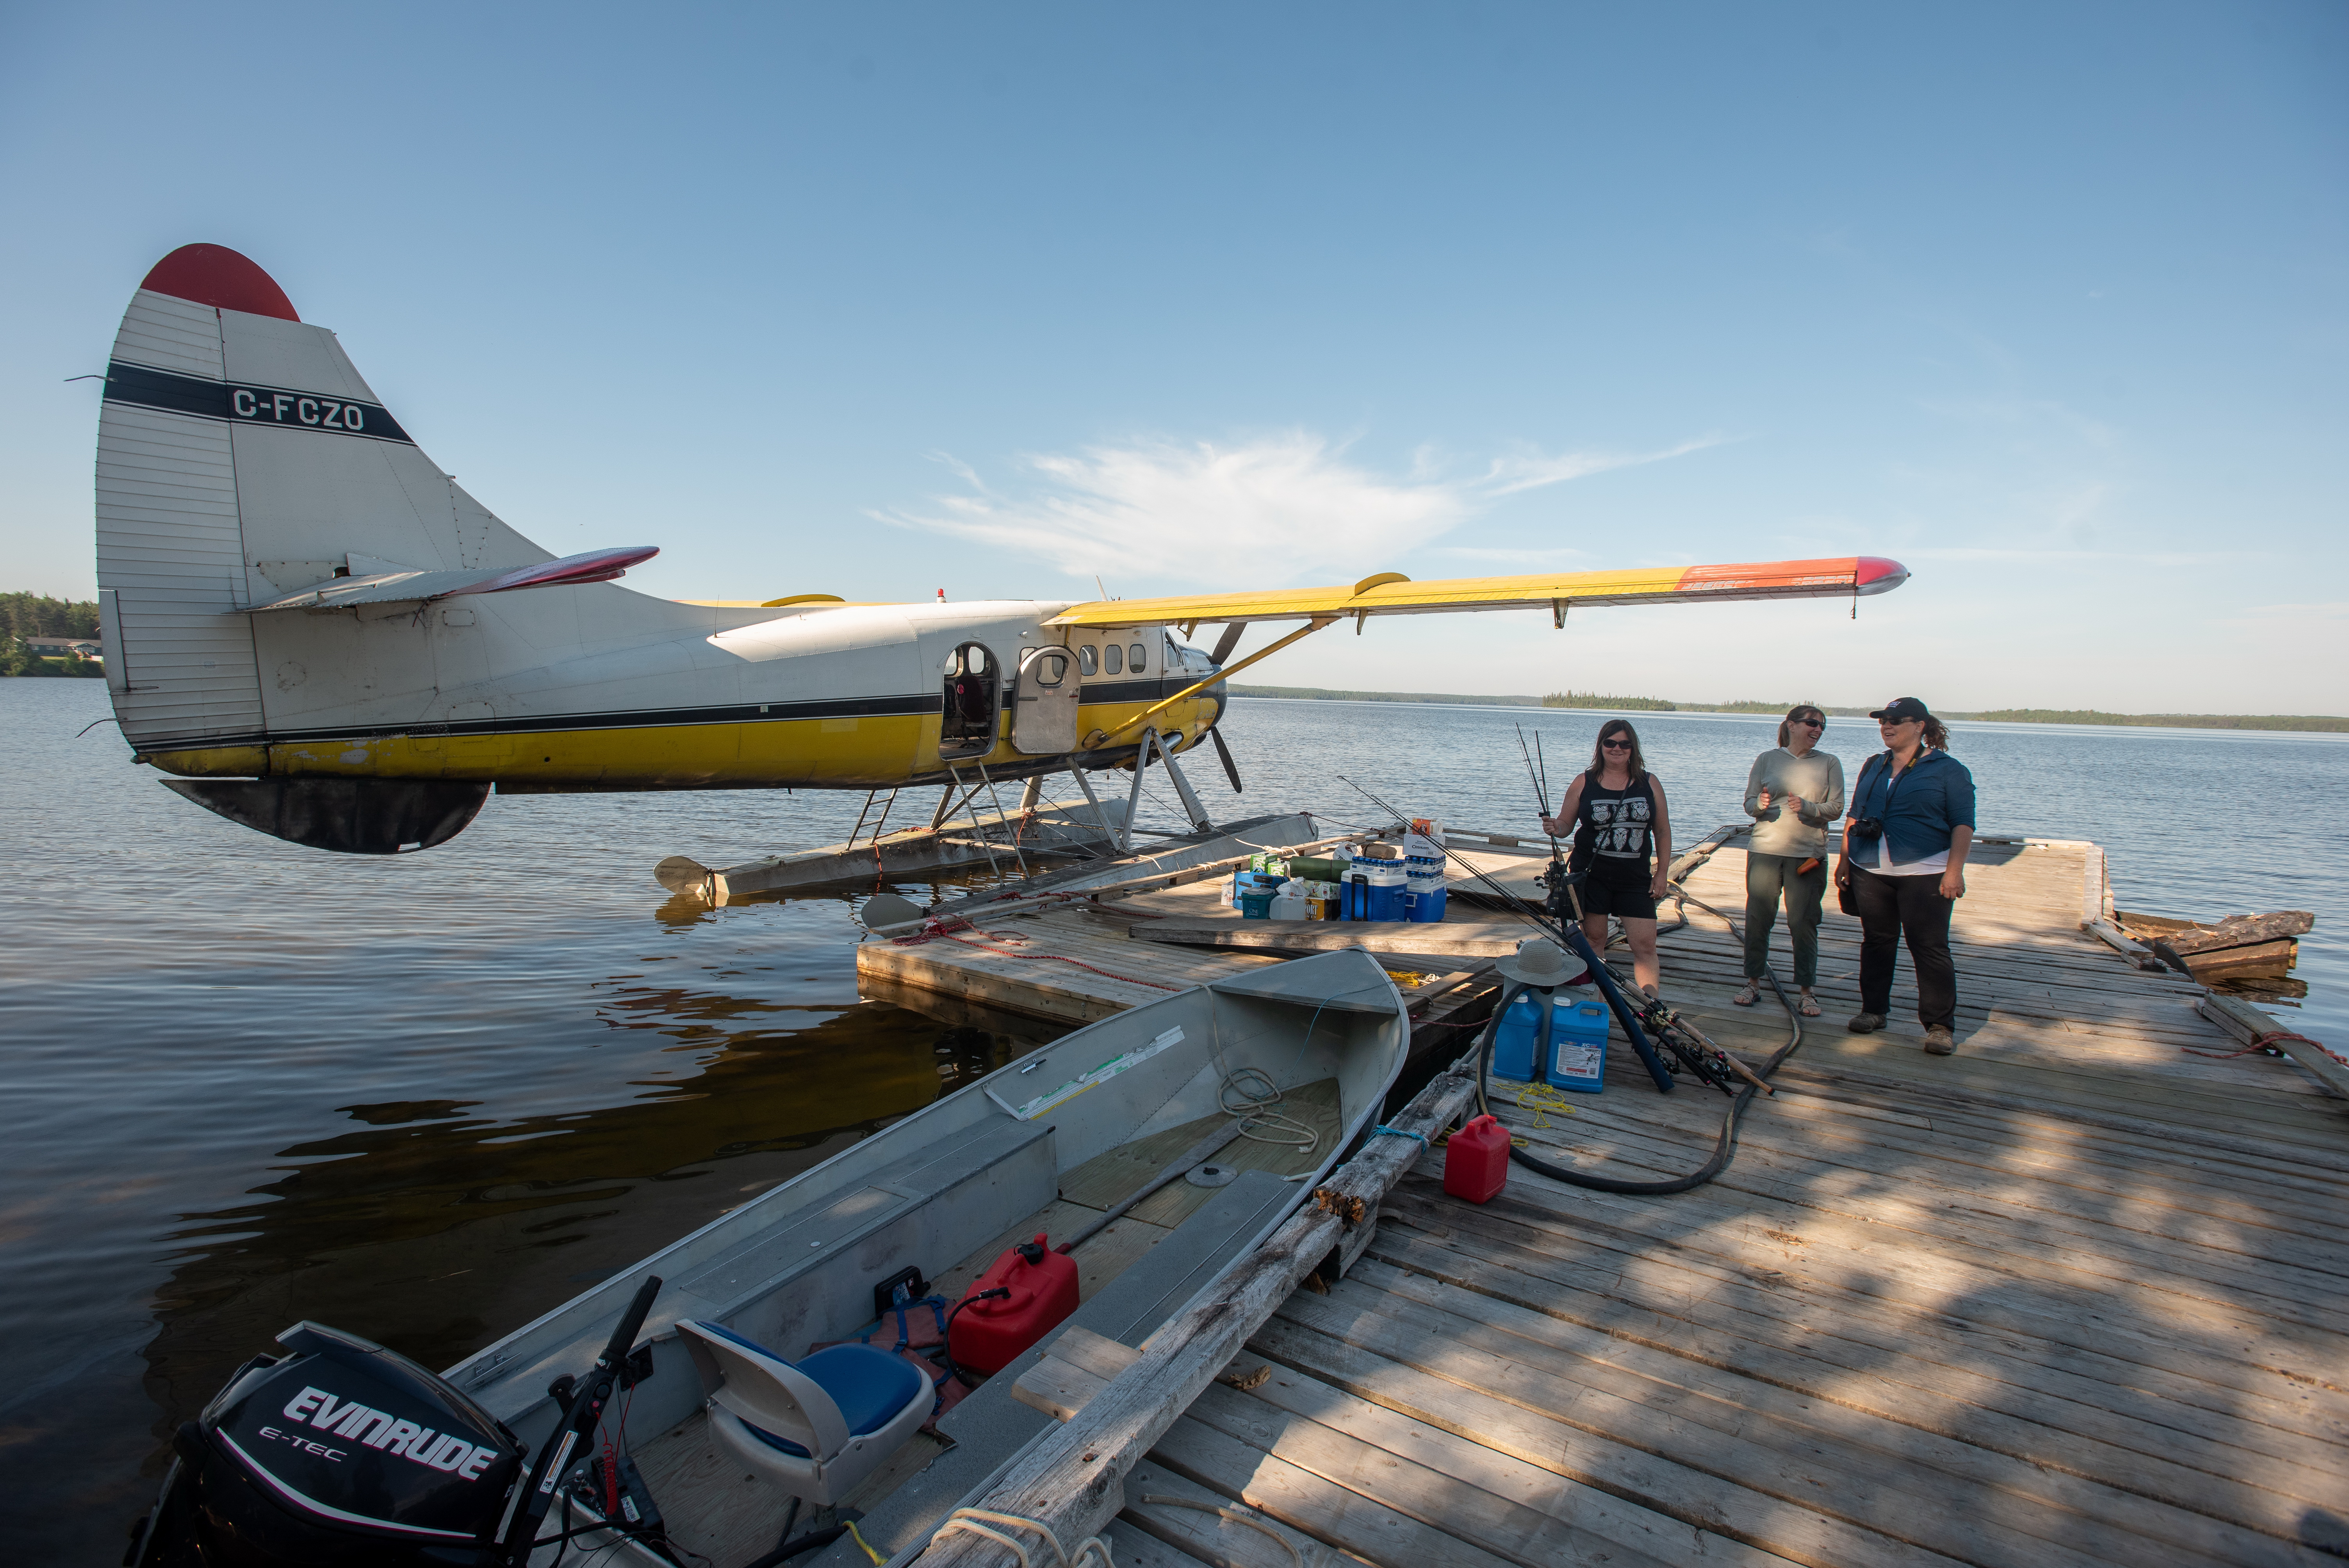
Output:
[1044,555,1909,628]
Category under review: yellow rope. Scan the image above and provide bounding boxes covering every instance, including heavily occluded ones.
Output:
[845,1517,886,1564]
[1512,1081,1579,1130]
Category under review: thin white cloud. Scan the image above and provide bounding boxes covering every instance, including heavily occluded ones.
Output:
[1429,545,1595,566]
[875,431,1721,586]
[1902,545,2239,566]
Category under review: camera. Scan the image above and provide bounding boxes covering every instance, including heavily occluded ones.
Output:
[1846,816,1884,842]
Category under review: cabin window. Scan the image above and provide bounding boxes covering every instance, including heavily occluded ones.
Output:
[1078,645,1098,677]
[1103,643,1122,675]
[1029,650,1069,687]
[1129,643,1148,673]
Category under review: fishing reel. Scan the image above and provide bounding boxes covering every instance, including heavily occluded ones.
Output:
[1537,859,1585,925]
[1636,998,1763,1098]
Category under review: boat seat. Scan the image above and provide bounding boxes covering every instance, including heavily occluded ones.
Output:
[679,1320,931,1507]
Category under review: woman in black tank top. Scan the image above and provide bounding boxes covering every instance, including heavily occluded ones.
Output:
[1539,719,1674,997]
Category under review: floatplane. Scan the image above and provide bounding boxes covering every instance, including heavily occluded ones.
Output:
[93,245,1910,856]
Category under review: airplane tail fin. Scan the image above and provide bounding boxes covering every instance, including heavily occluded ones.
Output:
[95,244,556,756]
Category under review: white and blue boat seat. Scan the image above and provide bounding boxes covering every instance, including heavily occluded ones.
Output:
[679,1320,931,1506]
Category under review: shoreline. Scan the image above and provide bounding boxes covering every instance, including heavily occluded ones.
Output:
[1228,685,2349,735]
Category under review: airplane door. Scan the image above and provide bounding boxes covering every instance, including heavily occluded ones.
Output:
[1011,645,1079,754]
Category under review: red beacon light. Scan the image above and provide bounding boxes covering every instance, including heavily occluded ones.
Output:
[947,1233,1080,1375]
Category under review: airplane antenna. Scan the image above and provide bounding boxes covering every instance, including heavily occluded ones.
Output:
[1094,575,1109,601]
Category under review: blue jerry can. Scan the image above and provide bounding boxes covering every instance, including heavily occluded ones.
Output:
[1489,991,1551,1083]
[1545,997,1612,1093]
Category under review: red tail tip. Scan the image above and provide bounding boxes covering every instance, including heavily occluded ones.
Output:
[139,244,299,322]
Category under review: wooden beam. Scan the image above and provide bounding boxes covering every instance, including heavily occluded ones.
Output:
[1132,916,1532,957]
[2195,991,2349,1104]
[914,1055,1481,1565]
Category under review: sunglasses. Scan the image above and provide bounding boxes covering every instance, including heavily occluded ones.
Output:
[1600,738,1633,750]
[1795,718,1825,728]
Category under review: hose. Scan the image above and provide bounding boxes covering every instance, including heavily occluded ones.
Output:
[1473,884,1804,1196]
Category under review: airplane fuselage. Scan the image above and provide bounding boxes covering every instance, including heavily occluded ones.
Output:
[139,596,1226,792]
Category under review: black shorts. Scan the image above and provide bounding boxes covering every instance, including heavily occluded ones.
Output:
[1574,866,1658,921]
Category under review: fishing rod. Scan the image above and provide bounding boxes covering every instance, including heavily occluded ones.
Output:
[1339,777,1802,1196]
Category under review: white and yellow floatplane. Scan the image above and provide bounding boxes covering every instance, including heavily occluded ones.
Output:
[93,244,1909,856]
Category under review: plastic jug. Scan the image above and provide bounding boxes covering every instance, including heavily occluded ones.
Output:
[1544,997,1612,1093]
[1267,878,1306,921]
[1443,1114,1510,1204]
[1488,990,1552,1083]
[950,1233,1080,1374]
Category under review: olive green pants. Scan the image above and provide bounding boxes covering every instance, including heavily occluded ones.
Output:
[1744,852,1826,987]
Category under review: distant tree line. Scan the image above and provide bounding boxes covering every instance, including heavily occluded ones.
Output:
[1231,682,2349,734]
[1542,691,1676,710]
[2,592,106,677]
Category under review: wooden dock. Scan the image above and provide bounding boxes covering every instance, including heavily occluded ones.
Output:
[858,832,2349,1567]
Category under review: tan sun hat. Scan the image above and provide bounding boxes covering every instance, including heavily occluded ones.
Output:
[1494,935,1585,987]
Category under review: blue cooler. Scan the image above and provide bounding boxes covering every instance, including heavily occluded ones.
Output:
[1488,991,1550,1083]
[1545,997,1612,1093]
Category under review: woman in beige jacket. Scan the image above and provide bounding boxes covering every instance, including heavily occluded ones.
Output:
[1735,705,1845,1016]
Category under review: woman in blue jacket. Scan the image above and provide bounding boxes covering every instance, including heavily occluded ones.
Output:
[1835,697,1976,1054]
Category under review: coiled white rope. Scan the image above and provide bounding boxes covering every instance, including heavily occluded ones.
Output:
[1217,1066,1319,1155]
[928,1507,1116,1567]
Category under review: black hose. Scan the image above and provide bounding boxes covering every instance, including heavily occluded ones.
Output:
[1474,884,1804,1196]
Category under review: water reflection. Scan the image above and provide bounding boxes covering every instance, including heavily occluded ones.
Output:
[135,995,1060,1471]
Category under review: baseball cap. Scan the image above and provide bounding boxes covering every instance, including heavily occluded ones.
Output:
[1868,697,1932,722]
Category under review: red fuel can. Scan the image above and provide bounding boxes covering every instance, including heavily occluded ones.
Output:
[1443,1115,1511,1204]
[950,1233,1081,1374]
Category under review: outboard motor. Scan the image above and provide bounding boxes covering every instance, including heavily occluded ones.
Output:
[133,1322,526,1567]
[134,1278,664,1567]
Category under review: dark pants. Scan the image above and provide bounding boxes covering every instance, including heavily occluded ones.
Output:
[1744,853,1825,986]
[1852,864,1957,1027]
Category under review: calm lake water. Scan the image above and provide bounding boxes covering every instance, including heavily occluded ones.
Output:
[5,678,2344,1559]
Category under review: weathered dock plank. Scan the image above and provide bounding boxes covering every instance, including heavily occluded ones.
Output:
[859,826,2346,1568]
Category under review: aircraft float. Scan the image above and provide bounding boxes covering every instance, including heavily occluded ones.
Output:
[90,244,1910,855]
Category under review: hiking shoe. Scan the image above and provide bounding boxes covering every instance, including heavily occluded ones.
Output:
[1923,1025,1957,1055]
[1846,1012,1885,1034]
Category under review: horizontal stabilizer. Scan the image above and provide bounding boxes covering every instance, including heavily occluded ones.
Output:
[1045,555,1909,628]
[249,546,658,612]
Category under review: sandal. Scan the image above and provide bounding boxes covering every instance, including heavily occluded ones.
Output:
[1798,992,1822,1017]
[1732,980,1761,1007]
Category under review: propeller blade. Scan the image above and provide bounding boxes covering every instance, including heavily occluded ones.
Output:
[1208,726,1244,794]
[1209,622,1246,665]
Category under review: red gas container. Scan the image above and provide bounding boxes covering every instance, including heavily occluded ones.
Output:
[950,1233,1080,1375]
[1443,1115,1511,1204]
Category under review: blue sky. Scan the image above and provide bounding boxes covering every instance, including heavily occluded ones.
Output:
[3,3,2343,711]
